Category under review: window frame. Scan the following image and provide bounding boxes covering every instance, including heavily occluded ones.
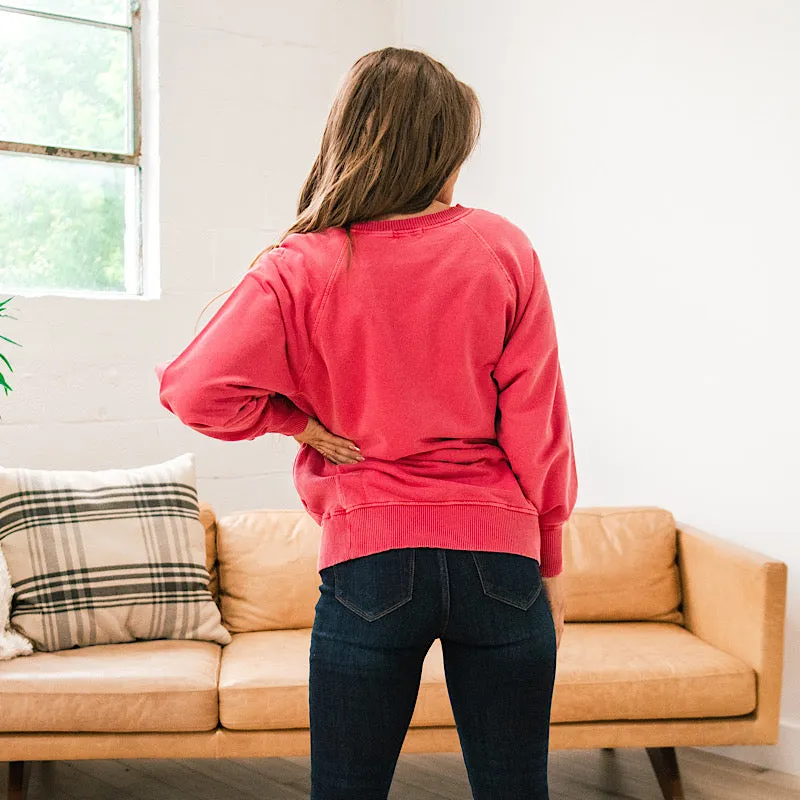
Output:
[0,0,144,296]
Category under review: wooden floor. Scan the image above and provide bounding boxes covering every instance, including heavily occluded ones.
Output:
[3,748,799,799]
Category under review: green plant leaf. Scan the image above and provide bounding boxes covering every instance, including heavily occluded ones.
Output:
[1,296,19,393]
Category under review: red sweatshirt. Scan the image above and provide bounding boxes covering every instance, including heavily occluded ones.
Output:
[155,204,578,577]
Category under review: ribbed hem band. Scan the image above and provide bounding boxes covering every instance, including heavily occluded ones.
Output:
[317,502,564,577]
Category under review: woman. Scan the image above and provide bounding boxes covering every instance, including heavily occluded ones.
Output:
[156,46,577,800]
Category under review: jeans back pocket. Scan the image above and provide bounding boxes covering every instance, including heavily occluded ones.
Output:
[471,550,542,610]
[333,548,415,622]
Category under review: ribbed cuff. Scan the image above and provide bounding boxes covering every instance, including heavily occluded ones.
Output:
[538,522,564,577]
[247,395,310,438]
[275,404,310,436]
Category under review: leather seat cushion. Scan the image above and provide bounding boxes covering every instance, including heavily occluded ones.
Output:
[218,622,755,730]
[0,639,221,732]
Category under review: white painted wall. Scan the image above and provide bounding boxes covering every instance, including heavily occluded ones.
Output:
[394,0,800,776]
[2,0,797,778]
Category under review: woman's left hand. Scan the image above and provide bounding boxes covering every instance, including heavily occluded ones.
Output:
[542,574,566,652]
[293,417,364,465]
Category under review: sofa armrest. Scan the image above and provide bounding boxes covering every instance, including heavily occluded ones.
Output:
[676,521,788,741]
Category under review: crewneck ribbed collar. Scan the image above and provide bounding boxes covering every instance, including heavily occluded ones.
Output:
[349,203,472,233]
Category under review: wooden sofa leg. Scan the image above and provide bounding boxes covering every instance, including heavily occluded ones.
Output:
[646,747,685,800]
[8,761,29,800]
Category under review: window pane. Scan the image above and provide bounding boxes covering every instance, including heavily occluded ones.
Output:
[0,151,139,294]
[0,9,131,153]
[1,1,130,26]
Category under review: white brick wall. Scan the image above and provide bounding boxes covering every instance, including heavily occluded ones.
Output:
[0,0,395,518]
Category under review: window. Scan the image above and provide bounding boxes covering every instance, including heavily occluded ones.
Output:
[0,1,142,296]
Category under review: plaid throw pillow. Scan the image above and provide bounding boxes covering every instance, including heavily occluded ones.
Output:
[0,453,231,652]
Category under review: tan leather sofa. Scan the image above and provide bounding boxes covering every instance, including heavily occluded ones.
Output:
[1,505,788,800]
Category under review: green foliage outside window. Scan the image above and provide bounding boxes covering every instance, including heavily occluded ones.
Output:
[0,3,136,295]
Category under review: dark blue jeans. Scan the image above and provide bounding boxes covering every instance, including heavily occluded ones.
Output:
[309,546,557,799]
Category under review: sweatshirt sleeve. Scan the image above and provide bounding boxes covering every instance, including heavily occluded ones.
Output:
[155,249,311,441]
[492,247,578,577]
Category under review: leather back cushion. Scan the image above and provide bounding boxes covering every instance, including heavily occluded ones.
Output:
[213,506,683,632]
[216,510,321,632]
[564,507,683,624]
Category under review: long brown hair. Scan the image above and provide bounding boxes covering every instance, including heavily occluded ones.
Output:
[193,46,482,334]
